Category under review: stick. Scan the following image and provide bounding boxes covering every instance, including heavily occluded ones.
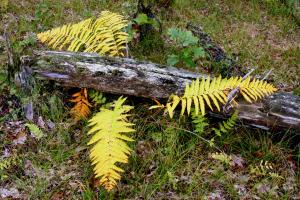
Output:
[223,68,256,113]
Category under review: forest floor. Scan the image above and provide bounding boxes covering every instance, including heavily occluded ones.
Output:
[0,0,299,199]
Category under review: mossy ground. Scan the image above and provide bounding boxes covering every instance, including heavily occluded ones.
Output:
[0,0,299,199]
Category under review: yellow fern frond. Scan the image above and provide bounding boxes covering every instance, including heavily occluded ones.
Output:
[87,96,135,191]
[239,77,277,103]
[166,76,277,118]
[37,11,128,57]
[70,88,92,121]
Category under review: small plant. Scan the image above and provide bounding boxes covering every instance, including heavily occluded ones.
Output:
[0,155,19,180]
[25,123,44,140]
[167,28,206,68]
[13,34,37,54]
[191,112,209,135]
[69,88,92,121]
[249,160,284,182]
[133,13,159,27]
[88,89,106,107]
[34,1,53,31]
[210,152,232,165]
[212,111,238,137]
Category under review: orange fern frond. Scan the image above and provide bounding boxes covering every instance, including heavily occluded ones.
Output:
[70,88,92,121]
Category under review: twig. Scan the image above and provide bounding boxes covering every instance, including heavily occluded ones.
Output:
[125,42,129,58]
[262,69,273,81]
[4,26,14,69]
[168,125,223,152]
[223,68,256,113]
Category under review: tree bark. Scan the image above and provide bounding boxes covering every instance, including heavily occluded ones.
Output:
[186,23,242,77]
[21,50,300,131]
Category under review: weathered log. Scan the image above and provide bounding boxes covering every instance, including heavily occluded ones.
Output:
[21,51,300,131]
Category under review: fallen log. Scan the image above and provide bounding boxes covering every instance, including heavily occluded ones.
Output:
[21,50,300,131]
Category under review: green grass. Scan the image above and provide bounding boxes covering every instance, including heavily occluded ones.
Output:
[0,0,299,199]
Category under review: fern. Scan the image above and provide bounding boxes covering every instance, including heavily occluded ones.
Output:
[70,88,92,121]
[88,89,106,106]
[87,96,135,191]
[249,160,283,182]
[210,152,232,165]
[25,123,44,140]
[37,11,128,57]
[165,76,277,118]
[212,111,238,137]
[0,155,19,180]
[191,112,209,135]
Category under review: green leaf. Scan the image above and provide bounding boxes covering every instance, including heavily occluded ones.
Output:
[192,112,209,135]
[192,47,206,59]
[167,28,198,47]
[134,14,150,25]
[181,31,198,46]
[25,123,44,140]
[168,28,181,41]
[88,89,106,106]
[167,54,179,66]
[181,54,196,68]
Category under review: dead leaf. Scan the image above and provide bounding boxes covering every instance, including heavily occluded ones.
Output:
[13,131,27,145]
[24,101,33,121]
[253,151,263,158]
[46,119,55,130]
[0,187,20,199]
[51,191,64,200]
[230,155,245,169]
[37,116,46,129]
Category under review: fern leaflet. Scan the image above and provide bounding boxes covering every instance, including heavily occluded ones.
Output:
[249,160,283,182]
[212,111,238,137]
[25,123,44,140]
[210,152,232,165]
[70,88,92,121]
[87,96,135,191]
[88,89,106,106]
[191,112,209,135]
[37,11,128,57]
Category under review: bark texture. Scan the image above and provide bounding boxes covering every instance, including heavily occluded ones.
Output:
[21,50,300,131]
[186,23,242,77]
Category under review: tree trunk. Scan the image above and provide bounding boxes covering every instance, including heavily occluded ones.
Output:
[21,50,300,131]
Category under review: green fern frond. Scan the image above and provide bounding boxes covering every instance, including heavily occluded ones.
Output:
[37,11,128,57]
[87,96,135,191]
[191,112,209,135]
[165,76,277,118]
[0,154,19,180]
[88,89,106,106]
[210,152,232,165]
[25,123,44,140]
[212,111,238,137]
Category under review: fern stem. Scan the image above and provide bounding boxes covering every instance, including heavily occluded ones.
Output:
[167,125,222,152]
